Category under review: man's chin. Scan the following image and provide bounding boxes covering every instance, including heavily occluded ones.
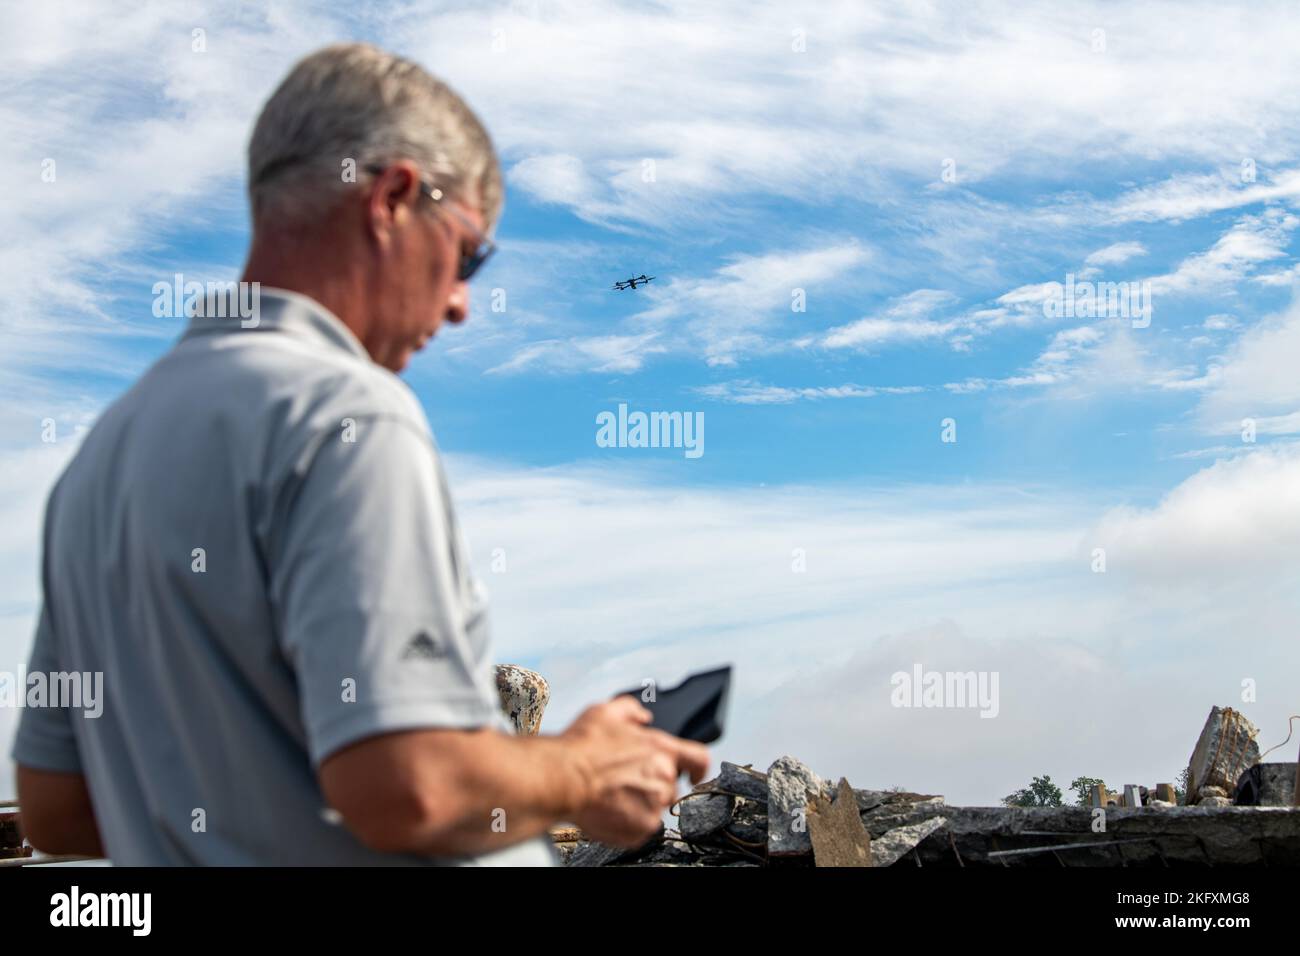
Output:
[381,347,414,374]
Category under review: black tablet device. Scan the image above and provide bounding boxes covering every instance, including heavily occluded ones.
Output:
[617,665,731,744]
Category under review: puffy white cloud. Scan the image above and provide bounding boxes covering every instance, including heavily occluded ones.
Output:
[1092,443,1300,584]
[1196,296,1300,433]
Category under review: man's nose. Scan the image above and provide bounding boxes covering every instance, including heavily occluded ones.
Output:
[445,281,469,324]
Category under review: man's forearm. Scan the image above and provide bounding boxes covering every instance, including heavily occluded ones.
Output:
[410,729,587,856]
[16,766,106,858]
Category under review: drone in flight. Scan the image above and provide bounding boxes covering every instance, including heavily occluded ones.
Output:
[613,274,655,291]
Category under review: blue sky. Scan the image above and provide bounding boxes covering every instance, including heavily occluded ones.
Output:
[4,0,1300,804]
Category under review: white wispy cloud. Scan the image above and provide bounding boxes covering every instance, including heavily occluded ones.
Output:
[487,240,873,372]
[485,332,666,375]
[1085,241,1148,267]
[821,289,958,350]
[1105,167,1300,223]
[0,0,350,406]
[1148,210,1297,296]
[693,380,925,405]
[386,2,1300,230]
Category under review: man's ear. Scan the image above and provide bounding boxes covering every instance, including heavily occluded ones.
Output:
[366,161,423,247]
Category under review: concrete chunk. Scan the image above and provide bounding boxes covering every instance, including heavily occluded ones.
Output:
[1187,706,1259,803]
[767,755,829,856]
[718,762,769,802]
[872,816,948,867]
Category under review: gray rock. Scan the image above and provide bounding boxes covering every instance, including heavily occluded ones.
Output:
[1234,763,1297,806]
[767,755,830,856]
[718,762,769,802]
[871,817,948,866]
[1197,795,1233,808]
[679,792,734,841]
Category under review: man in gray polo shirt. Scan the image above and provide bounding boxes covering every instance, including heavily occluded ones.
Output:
[13,43,708,865]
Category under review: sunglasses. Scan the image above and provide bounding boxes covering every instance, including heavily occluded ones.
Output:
[364,164,496,281]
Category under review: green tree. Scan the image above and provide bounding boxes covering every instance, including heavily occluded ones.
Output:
[1003,774,1064,807]
[1069,776,1106,806]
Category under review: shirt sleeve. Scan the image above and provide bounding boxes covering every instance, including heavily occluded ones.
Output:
[10,604,84,773]
[270,415,503,766]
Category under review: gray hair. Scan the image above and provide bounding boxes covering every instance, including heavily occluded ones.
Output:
[247,43,502,229]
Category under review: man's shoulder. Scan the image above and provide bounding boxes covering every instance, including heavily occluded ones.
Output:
[60,320,436,507]
[152,323,432,456]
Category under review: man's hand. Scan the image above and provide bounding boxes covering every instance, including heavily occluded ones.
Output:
[560,695,711,848]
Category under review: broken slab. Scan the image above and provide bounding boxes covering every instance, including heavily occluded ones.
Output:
[853,788,944,813]
[807,779,872,867]
[872,816,947,866]
[767,755,829,856]
[1187,706,1260,803]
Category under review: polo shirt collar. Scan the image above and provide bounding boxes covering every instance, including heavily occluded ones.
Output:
[180,286,372,362]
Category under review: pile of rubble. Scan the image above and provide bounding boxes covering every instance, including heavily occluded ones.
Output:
[553,706,1300,867]
[554,755,951,867]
